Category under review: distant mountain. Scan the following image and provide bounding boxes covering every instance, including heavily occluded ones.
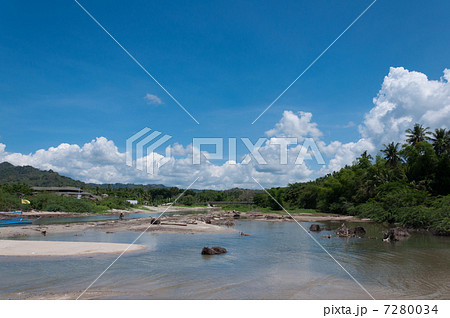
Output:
[0,162,86,187]
[0,162,168,189]
[89,183,168,189]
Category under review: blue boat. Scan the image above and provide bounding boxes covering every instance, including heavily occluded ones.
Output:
[0,211,41,227]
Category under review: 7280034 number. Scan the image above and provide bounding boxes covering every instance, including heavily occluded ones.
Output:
[384,305,438,315]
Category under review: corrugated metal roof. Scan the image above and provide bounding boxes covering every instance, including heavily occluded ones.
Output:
[32,187,82,191]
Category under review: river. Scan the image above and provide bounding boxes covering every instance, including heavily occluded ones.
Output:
[0,219,448,299]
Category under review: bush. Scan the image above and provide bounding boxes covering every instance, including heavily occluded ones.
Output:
[266,188,283,210]
[352,194,450,234]
[101,197,131,210]
[93,205,109,212]
[62,199,93,213]
[181,195,195,206]
[30,193,97,213]
[0,189,22,211]
[433,216,450,236]
[428,195,450,235]
[396,206,433,228]
[0,186,131,213]
[351,201,392,223]
[253,193,269,208]
[43,203,64,212]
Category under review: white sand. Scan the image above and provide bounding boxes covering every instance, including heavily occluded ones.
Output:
[0,240,146,257]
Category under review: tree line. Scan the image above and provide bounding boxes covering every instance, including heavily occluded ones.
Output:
[254,124,449,235]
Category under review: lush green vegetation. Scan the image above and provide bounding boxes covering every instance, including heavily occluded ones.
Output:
[253,124,450,235]
[92,187,261,206]
[0,184,131,213]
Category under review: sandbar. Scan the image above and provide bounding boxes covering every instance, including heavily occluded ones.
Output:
[0,240,146,257]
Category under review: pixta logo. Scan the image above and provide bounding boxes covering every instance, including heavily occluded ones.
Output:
[127,128,325,175]
[126,127,172,175]
[192,137,325,165]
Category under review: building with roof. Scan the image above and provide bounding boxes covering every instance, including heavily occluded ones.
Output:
[31,187,99,200]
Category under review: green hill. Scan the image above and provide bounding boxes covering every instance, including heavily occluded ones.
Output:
[0,162,86,187]
[0,162,169,189]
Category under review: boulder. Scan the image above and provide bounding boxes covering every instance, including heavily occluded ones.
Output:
[335,223,352,237]
[201,247,215,255]
[335,223,366,238]
[211,246,227,253]
[383,227,410,242]
[150,218,161,225]
[353,226,366,237]
[203,217,212,224]
[201,246,227,255]
[309,224,321,232]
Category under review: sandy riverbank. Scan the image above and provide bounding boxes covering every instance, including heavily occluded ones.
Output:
[0,240,146,257]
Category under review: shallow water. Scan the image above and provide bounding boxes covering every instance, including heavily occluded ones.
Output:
[0,220,448,299]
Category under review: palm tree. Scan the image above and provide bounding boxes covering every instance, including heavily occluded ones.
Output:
[381,142,402,166]
[357,151,373,167]
[359,150,373,161]
[431,128,450,156]
[405,123,432,145]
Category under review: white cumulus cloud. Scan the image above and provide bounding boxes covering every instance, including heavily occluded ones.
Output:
[359,67,450,147]
[265,110,322,141]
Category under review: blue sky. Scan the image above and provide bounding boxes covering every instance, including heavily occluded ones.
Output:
[1,0,449,188]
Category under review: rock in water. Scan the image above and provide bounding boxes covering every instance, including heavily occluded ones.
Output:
[309,224,321,232]
[383,227,410,242]
[211,246,227,254]
[335,223,351,237]
[201,246,227,255]
[201,247,215,255]
[353,226,366,237]
[335,224,366,238]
